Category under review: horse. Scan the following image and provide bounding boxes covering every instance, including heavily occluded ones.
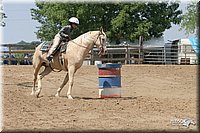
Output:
[31,28,107,99]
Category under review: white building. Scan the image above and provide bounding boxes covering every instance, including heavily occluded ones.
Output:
[177,38,198,64]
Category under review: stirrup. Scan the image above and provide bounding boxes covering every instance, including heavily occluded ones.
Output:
[47,55,53,61]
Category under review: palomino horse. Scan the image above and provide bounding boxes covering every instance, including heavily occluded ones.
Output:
[31,28,107,99]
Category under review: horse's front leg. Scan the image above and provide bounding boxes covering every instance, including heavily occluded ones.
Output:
[55,73,69,97]
[67,66,75,99]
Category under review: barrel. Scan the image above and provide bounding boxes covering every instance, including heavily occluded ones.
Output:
[97,63,122,98]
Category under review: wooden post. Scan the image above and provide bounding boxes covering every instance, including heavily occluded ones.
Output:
[164,44,166,65]
[8,45,12,65]
[126,44,129,64]
[125,46,126,64]
[184,45,187,64]
[124,41,129,64]
[138,36,143,64]
[111,53,113,63]
[90,48,94,65]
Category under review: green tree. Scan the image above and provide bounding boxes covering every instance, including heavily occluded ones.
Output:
[75,3,122,39]
[0,1,7,27]
[31,2,78,41]
[31,1,182,43]
[180,2,198,35]
[110,2,182,43]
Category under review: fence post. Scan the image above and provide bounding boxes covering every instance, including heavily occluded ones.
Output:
[164,44,166,65]
[125,44,129,64]
[185,45,187,65]
[138,36,143,64]
[8,45,12,65]
[90,48,94,65]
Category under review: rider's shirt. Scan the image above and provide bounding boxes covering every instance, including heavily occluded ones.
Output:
[59,25,72,41]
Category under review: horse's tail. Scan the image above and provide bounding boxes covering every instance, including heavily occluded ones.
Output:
[32,43,43,69]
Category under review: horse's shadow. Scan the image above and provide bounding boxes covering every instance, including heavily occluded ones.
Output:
[17,82,33,88]
[85,97,136,100]
[60,96,138,100]
[17,82,138,100]
[32,94,138,101]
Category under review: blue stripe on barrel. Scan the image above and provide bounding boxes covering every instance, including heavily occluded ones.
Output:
[98,76,121,88]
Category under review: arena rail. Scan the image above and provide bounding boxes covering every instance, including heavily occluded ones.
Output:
[0,43,198,65]
[91,44,198,65]
[0,44,36,65]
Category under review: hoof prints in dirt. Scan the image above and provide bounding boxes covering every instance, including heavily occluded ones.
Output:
[3,65,197,131]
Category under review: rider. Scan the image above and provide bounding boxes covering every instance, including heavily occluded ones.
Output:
[46,17,79,61]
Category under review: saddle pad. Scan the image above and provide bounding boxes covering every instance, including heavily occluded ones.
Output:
[40,41,67,53]
[40,41,51,52]
[60,42,68,53]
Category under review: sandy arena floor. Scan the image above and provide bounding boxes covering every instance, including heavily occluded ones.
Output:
[1,65,198,132]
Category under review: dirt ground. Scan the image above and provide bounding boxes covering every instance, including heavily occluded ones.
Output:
[1,65,198,132]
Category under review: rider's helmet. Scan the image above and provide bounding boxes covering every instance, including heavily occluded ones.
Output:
[69,17,79,25]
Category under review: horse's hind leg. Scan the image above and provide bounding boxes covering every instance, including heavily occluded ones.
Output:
[55,73,69,97]
[31,64,42,96]
[35,66,52,98]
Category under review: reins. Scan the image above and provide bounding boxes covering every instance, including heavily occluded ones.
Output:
[70,40,89,49]
[47,31,104,72]
[70,31,103,49]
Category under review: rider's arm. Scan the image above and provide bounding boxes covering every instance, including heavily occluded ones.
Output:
[59,25,72,40]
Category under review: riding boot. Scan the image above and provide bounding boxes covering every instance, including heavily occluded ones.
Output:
[46,49,55,61]
[46,55,53,61]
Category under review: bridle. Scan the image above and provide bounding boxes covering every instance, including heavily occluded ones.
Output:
[93,31,105,56]
[71,31,105,56]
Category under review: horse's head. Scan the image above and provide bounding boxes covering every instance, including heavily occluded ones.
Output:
[93,27,107,57]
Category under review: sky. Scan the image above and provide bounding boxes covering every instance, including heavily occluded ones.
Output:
[0,0,197,44]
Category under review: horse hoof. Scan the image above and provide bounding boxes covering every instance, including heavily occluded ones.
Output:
[68,95,73,99]
[55,93,60,97]
[35,91,40,98]
[30,92,35,95]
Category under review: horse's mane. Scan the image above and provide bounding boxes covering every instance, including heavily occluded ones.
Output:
[71,31,99,42]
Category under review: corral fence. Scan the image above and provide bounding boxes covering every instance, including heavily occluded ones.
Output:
[91,43,198,65]
[0,44,35,65]
[0,43,199,65]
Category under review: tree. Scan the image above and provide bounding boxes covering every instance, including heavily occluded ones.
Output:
[31,2,121,41]
[109,2,182,43]
[0,1,7,27]
[31,1,182,43]
[180,2,198,35]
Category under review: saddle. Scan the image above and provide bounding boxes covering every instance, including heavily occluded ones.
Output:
[40,41,67,66]
[40,41,67,54]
